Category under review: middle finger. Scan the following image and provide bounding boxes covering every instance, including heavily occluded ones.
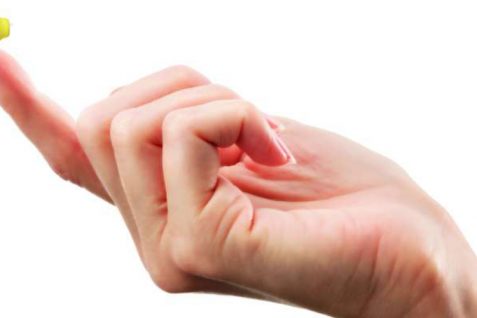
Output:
[76,66,209,249]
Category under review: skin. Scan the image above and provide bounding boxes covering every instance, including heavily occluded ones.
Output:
[1,50,476,317]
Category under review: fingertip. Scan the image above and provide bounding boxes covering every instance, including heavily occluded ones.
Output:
[273,133,297,165]
[238,110,296,167]
[0,50,27,82]
[0,51,39,119]
[240,132,294,167]
[218,145,244,166]
[0,50,36,105]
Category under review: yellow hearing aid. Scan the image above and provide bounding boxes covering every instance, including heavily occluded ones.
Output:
[0,17,10,40]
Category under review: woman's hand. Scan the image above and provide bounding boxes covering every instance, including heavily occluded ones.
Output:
[1,51,476,317]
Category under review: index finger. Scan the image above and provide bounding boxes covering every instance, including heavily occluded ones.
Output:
[0,50,109,200]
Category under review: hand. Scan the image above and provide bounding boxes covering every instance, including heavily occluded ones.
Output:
[1,51,476,317]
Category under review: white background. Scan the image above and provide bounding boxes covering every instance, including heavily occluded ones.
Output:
[0,1,476,317]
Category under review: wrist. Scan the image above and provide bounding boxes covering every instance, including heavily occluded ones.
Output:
[455,256,477,317]
[408,238,477,317]
[442,222,477,317]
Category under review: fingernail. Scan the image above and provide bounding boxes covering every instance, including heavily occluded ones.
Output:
[265,115,286,132]
[274,134,297,164]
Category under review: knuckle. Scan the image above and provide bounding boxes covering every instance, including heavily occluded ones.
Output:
[76,105,108,145]
[153,280,184,294]
[76,108,94,138]
[163,110,194,139]
[205,84,238,99]
[149,272,187,294]
[172,238,203,275]
[166,65,207,86]
[48,140,85,185]
[50,159,75,183]
[242,100,258,113]
[110,110,138,147]
[171,236,219,278]
[141,247,187,293]
[236,100,257,118]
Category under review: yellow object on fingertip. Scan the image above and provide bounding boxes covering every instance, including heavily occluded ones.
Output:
[0,17,10,40]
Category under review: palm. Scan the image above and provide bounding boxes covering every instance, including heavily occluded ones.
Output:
[223,117,405,205]
[219,118,438,314]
